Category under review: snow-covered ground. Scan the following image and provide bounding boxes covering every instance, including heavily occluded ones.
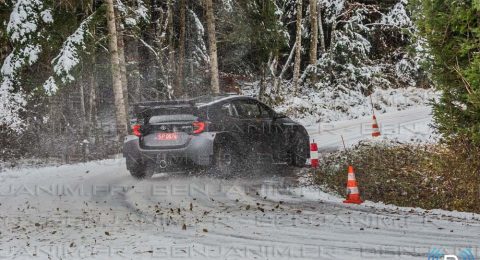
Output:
[1,106,478,260]
[306,106,436,151]
[276,87,438,127]
[242,81,438,128]
[1,158,479,260]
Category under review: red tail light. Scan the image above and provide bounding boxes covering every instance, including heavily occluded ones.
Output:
[132,124,142,137]
[192,121,206,134]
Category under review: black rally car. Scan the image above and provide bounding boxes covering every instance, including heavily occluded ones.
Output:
[123,94,310,178]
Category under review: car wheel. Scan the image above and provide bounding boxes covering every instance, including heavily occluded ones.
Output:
[128,159,154,179]
[212,142,239,177]
[290,133,308,167]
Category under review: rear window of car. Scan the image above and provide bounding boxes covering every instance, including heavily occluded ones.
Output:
[136,106,206,124]
[148,114,197,125]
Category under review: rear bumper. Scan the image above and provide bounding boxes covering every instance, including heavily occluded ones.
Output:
[123,133,216,169]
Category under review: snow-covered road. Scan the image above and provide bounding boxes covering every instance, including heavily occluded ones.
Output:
[1,107,479,260]
[306,106,435,151]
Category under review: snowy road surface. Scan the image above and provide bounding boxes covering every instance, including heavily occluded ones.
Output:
[1,107,479,260]
[305,106,436,151]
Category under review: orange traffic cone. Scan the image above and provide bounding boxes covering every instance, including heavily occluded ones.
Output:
[372,115,381,137]
[343,165,363,204]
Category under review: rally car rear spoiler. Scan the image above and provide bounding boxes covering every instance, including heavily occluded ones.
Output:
[133,99,197,116]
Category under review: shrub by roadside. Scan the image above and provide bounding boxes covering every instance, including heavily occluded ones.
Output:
[313,139,480,213]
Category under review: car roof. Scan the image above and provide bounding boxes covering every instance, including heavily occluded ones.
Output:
[133,95,258,115]
[195,95,257,107]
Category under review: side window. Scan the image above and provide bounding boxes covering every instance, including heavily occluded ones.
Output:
[209,102,238,121]
[220,102,238,118]
[235,100,261,119]
[258,103,274,119]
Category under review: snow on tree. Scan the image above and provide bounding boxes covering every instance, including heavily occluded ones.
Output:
[188,9,210,67]
[380,0,412,29]
[221,0,233,12]
[307,0,429,92]
[121,0,149,27]
[133,0,149,22]
[43,15,93,95]
[321,0,345,23]
[261,0,434,124]
[309,3,376,92]
[0,0,53,131]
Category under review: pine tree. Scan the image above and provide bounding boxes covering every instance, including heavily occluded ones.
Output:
[417,0,480,143]
[0,0,53,130]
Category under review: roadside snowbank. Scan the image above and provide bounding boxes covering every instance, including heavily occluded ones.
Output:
[278,86,437,126]
[242,81,437,127]
[290,172,480,220]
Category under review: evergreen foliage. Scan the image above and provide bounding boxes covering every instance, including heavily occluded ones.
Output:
[415,0,480,144]
[0,0,434,161]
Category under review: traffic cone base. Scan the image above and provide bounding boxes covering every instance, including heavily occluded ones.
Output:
[343,166,363,204]
[343,196,363,204]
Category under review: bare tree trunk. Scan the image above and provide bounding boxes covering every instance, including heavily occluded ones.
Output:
[293,0,303,93]
[166,0,175,98]
[258,62,267,100]
[176,0,186,97]
[125,0,141,104]
[153,1,167,99]
[87,17,97,141]
[267,53,278,95]
[205,0,220,94]
[127,37,142,103]
[139,0,159,98]
[87,59,97,138]
[116,20,130,114]
[317,2,326,53]
[309,0,318,65]
[79,77,87,137]
[106,0,128,141]
[330,20,338,47]
[274,42,296,94]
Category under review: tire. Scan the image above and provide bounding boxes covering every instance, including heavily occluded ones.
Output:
[212,142,239,177]
[289,132,308,167]
[127,157,153,179]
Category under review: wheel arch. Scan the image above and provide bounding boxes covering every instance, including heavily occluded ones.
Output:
[289,125,310,156]
[213,132,244,152]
